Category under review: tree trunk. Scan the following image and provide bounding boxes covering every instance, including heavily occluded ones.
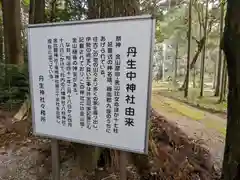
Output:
[29,0,35,24]
[184,0,192,98]
[220,58,227,102]
[50,0,57,22]
[1,0,23,64]
[215,0,225,96]
[223,70,228,101]
[34,0,45,23]
[162,43,166,81]
[193,66,196,88]
[88,0,140,19]
[213,56,218,89]
[180,36,205,90]
[180,0,215,91]
[173,42,178,86]
[0,18,3,63]
[221,1,240,179]
[1,0,8,62]
[200,0,209,97]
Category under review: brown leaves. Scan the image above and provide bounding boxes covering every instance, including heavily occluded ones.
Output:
[146,110,220,179]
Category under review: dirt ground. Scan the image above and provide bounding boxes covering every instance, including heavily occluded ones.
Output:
[0,105,221,180]
[152,90,225,169]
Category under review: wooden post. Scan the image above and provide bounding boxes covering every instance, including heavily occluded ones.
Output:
[119,151,127,180]
[51,139,60,180]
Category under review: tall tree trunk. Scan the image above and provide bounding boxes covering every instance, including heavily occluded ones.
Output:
[50,0,57,22]
[223,70,228,101]
[1,0,8,62]
[220,58,227,102]
[221,1,240,179]
[200,0,209,97]
[213,56,218,89]
[1,0,23,64]
[185,0,192,98]
[180,36,205,90]
[215,0,225,96]
[193,66,196,88]
[173,42,178,86]
[29,0,35,24]
[34,0,45,23]
[0,18,3,63]
[88,0,140,19]
[162,43,166,81]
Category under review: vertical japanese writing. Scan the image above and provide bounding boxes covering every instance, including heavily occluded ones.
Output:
[79,37,85,128]
[92,36,99,129]
[106,40,113,133]
[66,42,72,127]
[100,36,106,77]
[86,37,92,129]
[53,38,61,124]
[72,38,78,94]
[47,39,54,79]
[115,36,122,48]
[125,47,137,127]
[59,38,66,126]
[39,75,46,123]
[113,36,122,134]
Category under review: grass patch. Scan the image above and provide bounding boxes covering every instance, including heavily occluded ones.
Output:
[153,81,227,115]
[152,92,226,136]
[203,118,226,136]
[163,98,205,121]
[152,93,205,121]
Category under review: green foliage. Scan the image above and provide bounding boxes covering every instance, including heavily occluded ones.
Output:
[159,4,188,43]
[45,0,87,22]
[22,0,30,6]
[0,63,29,107]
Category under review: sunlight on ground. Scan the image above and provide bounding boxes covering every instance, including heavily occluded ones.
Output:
[152,93,226,136]
[163,98,205,120]
[152,81,227,114]
[151,81,227,136]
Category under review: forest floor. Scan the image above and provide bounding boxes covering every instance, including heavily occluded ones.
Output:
[152,81,226,168]
[0,82,224,179]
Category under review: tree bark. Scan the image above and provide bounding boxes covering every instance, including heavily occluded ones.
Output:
[1,0,8,62]
[223,72,227,101]
[180,0,215,91]
[1,0,23,64]
[215,0,225,96]
[200,0,209,97]
[34,0,45,23]
[221,1,240,179]
[162,43,166,81]
[184,0,192,98]
[220,58,227,102]
[0,17,3,63]
[29,0,35,24]
[173,42,178,86]
[50,0,57,22]
[179,36,205,90]
[193,66,196,88]
[213,54,218,89]
[88,0,140,19]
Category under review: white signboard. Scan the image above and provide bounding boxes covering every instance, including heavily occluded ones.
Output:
[28,15,155,154]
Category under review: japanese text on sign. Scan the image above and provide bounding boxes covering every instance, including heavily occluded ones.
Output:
[28,15,154,154]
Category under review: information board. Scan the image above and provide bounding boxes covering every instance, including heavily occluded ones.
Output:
[28,15,155,154]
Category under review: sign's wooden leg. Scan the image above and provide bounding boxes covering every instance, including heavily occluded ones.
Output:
[120,151,127,180]
[51,139,60,180]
